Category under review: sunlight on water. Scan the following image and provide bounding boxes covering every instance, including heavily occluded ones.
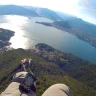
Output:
[0,15,96,63]
[5,15,28,27]
[0,15,30,49]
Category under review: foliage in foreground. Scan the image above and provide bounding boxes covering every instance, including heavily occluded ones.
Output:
[0,49,96,96]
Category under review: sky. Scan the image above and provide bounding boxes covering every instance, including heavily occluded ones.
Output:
[0,0,96,24]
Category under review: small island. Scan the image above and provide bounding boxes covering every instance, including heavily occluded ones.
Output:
[0,28,15,48]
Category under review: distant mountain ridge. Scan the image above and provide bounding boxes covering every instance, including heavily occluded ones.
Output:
[0,5,63,21]
[0,5,38,16]
[24,6,63,21]
[55,11,76,20]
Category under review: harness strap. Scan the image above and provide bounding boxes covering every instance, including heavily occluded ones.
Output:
[12,78,24,83]
[12,78,36,93]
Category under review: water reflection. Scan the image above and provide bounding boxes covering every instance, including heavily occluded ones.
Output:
[0,15,96,63]
[0,15,31,49]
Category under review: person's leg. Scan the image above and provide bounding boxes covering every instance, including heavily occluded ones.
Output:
[42,84,70,96]
[1,72,36,96]
[1,59,36,96]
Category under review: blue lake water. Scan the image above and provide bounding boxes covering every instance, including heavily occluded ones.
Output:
[0,15,96,64]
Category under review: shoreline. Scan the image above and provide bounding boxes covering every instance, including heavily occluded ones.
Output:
[0,28,15,51]
[36,21,96,48]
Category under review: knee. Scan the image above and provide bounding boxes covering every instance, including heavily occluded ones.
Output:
[42,83,70,96]
[51,83,70,93]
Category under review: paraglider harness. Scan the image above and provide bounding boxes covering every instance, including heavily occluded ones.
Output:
[19,73,36,93]
[13,58,37,93]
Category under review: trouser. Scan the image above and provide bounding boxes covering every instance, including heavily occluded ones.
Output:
[1,72,70,96]
[1,72,36,96]
[42,84,70,96]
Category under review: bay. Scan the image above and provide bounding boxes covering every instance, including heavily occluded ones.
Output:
[0,15,96,63]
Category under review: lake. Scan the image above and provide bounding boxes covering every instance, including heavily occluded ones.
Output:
[0,15,96,64]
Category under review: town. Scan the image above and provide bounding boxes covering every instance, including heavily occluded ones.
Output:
[27,43,68,63]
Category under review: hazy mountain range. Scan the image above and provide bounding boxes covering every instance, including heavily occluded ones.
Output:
[0,4,96,25]
[0,5,38,16]
[24,6,63,21]
[0,4,82,21]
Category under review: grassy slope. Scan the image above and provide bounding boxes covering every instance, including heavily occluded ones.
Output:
[0,49,96,96]
[36,43,96,91]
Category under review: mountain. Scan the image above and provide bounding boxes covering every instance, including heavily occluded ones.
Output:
[24,6,63,21]
[66,18,96,35]
[0,44,96,96]
[0,5,38,16]
[55,11,75,20]
[53,18,96,48]
[55,11,96,34]
[53,20,71,28]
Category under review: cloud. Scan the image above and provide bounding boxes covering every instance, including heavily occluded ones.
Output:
[78,0,96,9]
[74,0,96,24]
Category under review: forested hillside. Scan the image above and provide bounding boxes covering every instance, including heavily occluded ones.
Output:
[30,43,96,90]
[0,45,96,96]
[0,28,14,48]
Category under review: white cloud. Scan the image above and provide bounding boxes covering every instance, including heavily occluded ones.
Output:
[76,0,96,24]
